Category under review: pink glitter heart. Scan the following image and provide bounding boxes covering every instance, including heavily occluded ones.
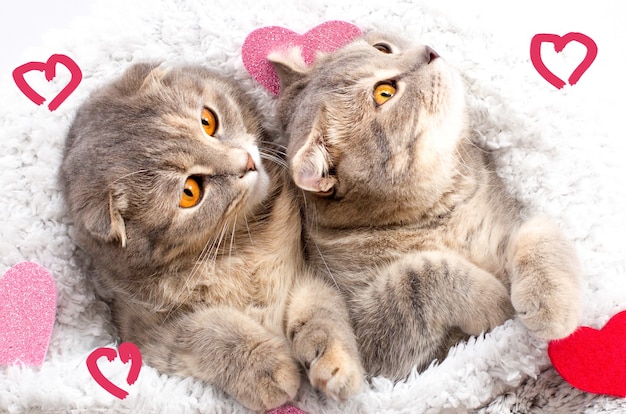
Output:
[0,262,56,366]
[267,404,308,414]
[242,21,362,95]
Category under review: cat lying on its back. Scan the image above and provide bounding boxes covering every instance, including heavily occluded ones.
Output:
[60,63,363,410]
[270,33,582,380]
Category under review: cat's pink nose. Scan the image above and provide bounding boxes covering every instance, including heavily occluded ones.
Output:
[426,46,439,64]
[246,153,256,172]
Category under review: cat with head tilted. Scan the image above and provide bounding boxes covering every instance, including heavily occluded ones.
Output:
[59,63,364,410]
[269,32,582,380]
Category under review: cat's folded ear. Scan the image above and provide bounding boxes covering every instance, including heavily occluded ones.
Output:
[109,62,175,97]
[268,48,310,91]
[290,108,337,194]
[82,190,128,248]
[109,62,162,96]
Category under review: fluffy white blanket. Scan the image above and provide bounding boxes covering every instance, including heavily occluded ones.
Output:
[1,0,625,412]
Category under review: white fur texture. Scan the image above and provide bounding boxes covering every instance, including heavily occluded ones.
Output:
[1,0,625,412]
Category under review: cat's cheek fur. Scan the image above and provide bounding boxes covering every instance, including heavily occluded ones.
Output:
[421,64,467,155]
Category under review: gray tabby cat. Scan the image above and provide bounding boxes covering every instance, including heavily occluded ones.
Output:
[269,33,582,380]
[59,63,363,410]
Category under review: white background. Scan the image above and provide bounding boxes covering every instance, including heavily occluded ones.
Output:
[0,0,94,81]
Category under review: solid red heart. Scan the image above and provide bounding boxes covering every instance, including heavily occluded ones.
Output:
[530,32,597,89]
[548,310,626,398]
[86,342,142,399]
[242,21,362,95]
[12,54,82,111]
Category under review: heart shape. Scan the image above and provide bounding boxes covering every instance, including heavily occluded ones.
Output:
[86,342,142,399]
[12,54,82,111]
[242,21,362,95]
[530,32,597,89]
[0,262,56,366]
[268,404,308,414]
[548,310,626,398]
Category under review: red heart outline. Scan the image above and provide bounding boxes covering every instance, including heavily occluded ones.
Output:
[242,21,362,95]
[12,54,82,111]
[548,310,626,398]
[86,342,142,399]
[530,32,597,89]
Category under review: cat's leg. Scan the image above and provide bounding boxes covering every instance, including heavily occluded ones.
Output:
[125,305,301,411]
[508,215,582,339]
[351,250,514,379]
[286,277,365,402]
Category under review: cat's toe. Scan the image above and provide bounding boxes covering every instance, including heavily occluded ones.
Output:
[258,359,300,409]
[257,360,301,410]
[308,340,364,402]
[240,339,302,411]
[511,276,581,340]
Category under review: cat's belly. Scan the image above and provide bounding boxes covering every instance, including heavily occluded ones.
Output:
[308,213,512,287]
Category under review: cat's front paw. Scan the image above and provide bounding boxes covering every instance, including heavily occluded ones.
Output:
[509,215,582,340]
[307,339,364,402]
[238,337,302,411]
[511,274,581,339]
[458,273,514,336]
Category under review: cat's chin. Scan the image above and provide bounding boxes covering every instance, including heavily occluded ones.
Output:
[243,169,270,210]
[239,146,271,215]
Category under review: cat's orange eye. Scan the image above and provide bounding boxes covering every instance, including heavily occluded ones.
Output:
[373,83,396,106]
[179,176,203,208]
[201,107,218,136]
[373,43,392,54]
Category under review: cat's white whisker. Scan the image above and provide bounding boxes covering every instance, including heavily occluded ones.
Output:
[243,215,255,246]
[108,169,150,189]
[259,139,288,151]
[228,216,238,270]
[311,239,340,291]
[174,219,232,308]
[259,148,289,170]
